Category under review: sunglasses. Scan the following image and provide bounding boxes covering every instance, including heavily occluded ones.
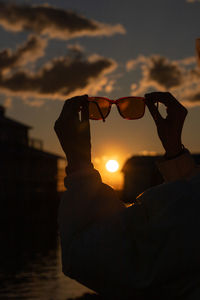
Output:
[88,96,146,122]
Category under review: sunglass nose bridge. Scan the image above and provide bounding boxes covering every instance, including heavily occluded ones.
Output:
[109,99,117,104]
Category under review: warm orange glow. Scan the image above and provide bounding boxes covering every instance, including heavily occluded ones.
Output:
[106,160,119,172]
[93,153,126,190]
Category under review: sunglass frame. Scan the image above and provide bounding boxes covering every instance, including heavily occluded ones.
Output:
[88,96,146,120]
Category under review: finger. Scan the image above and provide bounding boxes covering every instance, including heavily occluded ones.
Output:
[145,92,187,120]
[54,97,84,137]
[80,95,89,123]
[145,97,163,126]
[145,92,180,107]
[57,96,90,131]
[59,97,81,121]
[80,96,91,140]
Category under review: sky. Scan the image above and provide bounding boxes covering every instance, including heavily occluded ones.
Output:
[0,0,200,188]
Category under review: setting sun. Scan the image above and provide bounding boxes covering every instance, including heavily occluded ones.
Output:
[106,160,119,173]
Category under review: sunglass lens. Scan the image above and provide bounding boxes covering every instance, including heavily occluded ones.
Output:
[118,97,145,119]
[88,97,110,120]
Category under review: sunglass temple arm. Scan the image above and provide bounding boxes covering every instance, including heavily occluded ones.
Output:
[90,101,106,122]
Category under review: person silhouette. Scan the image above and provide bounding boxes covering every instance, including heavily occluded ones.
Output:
[54,92,200,300]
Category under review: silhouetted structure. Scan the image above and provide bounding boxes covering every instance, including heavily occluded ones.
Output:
[122,154,200,203]
[122,155,163,203]
[0,105,62,222]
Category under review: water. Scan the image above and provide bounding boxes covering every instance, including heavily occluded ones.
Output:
[0,221,93,300]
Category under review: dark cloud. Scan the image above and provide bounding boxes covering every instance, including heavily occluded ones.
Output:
[0,52,117,100]
[127,54,200,106]
[0,35,47,72]
[0,2,125,39]
[147,56,183,89]
[127,55,183,90]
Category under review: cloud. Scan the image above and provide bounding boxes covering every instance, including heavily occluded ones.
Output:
[196,38,200,67]
[3,97,12,108]
[138,150,157,156]
[186,0,200,3]
[22,98,45,107]
[0,35,47,73]
[0,2,125,40]
[127,54,200,106]
[0,2,123,104]
[67,43,85,53]
[126,55,147,71]
[0,50,117,100]
[146,56,183,89]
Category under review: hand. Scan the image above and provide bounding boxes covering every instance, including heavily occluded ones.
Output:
[145,92,188,158]
[54,95,92,172]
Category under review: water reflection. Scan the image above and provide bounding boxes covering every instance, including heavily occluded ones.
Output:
[0,221,92,299]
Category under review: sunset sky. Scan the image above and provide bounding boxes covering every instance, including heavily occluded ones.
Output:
[0,0,200,187]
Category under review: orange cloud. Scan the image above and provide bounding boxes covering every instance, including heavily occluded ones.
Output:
[127,54,200,106]
[0,35,47,73]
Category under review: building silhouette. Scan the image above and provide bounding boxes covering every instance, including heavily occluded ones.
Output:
[122,154,200,203]
[0,105,62,223]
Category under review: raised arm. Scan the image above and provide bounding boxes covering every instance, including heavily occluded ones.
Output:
[54,95,125,282]
[145,92,197,181]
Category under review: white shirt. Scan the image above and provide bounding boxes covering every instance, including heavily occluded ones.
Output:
[58,152,200,299]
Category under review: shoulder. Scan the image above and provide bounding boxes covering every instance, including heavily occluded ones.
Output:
[136,172,200,221]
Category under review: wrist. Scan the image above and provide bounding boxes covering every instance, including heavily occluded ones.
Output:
[66,161,94,175]
[164,145,188,160]
[157,149,195,182]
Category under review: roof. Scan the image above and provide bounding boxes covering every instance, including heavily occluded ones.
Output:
[0,115,32,129]
[0,105,64,159]
[122,155,161,172]
[122,153,200,173]
[28,146,64,159]
[0,105,32,129]
[0,141,64,159]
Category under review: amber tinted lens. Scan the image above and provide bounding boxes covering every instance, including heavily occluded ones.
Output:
[88,97,110,120]
[117,97,145,119]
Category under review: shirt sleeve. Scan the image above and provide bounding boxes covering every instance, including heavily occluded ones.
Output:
[58,157,200,297]
[58,167,125,279]
[61,201,148,297]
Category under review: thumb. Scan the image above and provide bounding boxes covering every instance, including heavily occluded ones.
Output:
[80,96,91,141]
[145,96,163,126]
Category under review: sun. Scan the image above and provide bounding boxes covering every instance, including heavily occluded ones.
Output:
[106,160,119,173]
